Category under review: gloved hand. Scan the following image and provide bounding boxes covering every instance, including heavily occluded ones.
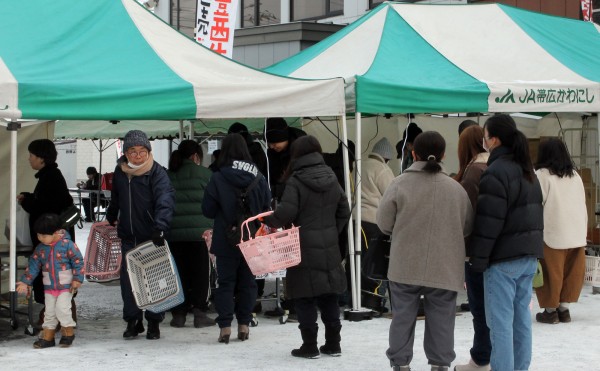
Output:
[107,217,117,227]
[152,230,165,247]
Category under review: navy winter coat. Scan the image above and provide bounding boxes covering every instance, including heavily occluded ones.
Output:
[263,152,350,299]
[202,161,271,258]
[106,157,175,245]
[469,146,544,272]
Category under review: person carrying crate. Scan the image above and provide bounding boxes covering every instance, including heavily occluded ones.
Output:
[16,213,84,349]
[261,135,351,359]
[105,130,175,340]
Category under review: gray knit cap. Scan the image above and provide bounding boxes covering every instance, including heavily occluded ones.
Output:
[372,137,393,160]
[123,130,151,152]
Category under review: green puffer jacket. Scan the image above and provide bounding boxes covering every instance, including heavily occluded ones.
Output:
[167,159,213,242]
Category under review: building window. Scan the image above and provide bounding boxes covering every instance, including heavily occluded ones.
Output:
[369,0,385,9]
[242,0,281,27]
[290,0,343,21]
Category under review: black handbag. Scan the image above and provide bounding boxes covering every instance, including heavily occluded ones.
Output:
[362,233,391,281]
[59,204,82,229]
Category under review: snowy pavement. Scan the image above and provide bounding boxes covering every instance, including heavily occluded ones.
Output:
[1,224,599,370]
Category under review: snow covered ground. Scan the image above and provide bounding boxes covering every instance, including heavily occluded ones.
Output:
[1,224,599,370]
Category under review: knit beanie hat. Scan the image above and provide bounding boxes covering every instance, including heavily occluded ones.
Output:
[265,117,289,143]
[123,130,151,152]
[372,138,393,160]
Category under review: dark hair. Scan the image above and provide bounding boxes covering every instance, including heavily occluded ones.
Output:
[534,138,575,178]
[455,125,486,181]
[28,139,57,165]
[216,133,252,169]
[283,135,323,180]
[169,140,203,172]
[458,119,478,136]
[484,114,534,182]
[412,131,445,173]
[33,213,62,235]
[86,166,98,175]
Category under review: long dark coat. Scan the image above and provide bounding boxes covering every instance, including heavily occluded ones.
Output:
[263,152,351,299]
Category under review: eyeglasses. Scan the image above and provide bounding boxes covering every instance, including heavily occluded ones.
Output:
[127,150,148,157]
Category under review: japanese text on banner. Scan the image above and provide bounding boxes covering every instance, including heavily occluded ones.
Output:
[195,0,239,58]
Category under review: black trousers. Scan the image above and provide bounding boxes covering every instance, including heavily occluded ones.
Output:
[295,293,341,331]
[465,262,492,365]
[213,254,257,328]
[361,221,386,298]
[82,197,97,222]
[169,240,211,313]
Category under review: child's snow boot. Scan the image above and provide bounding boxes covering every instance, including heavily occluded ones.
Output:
[291,328,320,359]
[146,320,160,340]
[33,328,56,349]
[319,324,342,356]
[59,327,75,347]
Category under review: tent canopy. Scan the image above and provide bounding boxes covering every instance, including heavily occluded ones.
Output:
[265,2,600,114]
[0,0,345,121]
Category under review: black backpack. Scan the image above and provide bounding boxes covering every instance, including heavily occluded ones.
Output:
[226,175,262,247]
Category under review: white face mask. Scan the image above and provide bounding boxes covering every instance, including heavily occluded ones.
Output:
[482,138,489,152]
[127,161,144,169]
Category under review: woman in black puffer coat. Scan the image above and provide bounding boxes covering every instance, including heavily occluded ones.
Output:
[263,135,351,359]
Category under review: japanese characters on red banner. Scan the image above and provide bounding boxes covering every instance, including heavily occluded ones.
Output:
[195,0,239,58]
[581,0,592,21]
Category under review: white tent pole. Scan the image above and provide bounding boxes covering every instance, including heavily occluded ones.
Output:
[179,120,184,139]
[9,121,18,294]
[188,121,193,139]
[354,112,363,310]
[340,115,357,310]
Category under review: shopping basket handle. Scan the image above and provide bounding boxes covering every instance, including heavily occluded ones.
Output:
[240,211,274,243]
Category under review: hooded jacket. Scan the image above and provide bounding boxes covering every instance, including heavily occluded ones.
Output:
[469,146,544,272]
[167,159,213,242]
[202,160,272,258]
[21,231,84,291]
[263,152,351,299]
[106,156,175,245]
[361,153,395,224]
[266,127,306,201]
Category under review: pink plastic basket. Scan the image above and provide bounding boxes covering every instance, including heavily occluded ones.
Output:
[238,211,301,275]
[84,222,122,282]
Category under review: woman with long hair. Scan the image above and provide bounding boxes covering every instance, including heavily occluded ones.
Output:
[202,134,271,344]
[167,140,215,328]
[469,114,544,371]
[378,131,473,371]
[534,138,587,324]
[262,135,351,359]
[454,126,492,371]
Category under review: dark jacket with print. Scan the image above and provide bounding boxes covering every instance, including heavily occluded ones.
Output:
[263,152,351,299]
[21,231,84,291]
[20,163,74,246]
[266,127,306,201]
[106,157,175,245]
[202,161,271,258]
[469,146,544,272]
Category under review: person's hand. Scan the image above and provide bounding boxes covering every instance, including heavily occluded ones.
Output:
[107,218,117,227]
[16,282,29,294]
[16,193,25,204]
[152,230,165,247]
[70,280,82,294]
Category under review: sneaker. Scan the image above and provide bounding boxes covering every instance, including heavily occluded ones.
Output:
[536,310,559,324]
[557,309,571,323]
[454,359,491,371]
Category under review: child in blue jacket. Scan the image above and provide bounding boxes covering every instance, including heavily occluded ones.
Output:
[16,213,84,349]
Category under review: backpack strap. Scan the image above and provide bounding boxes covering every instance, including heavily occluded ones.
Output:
[241,175,262,197]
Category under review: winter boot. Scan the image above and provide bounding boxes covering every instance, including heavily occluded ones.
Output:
[170,311,186,328]
[33,328,56,349]
[59,326,75,347]
[319,324,342,356]
[123,319,145,339]
[454,359,491,371]
[431,366,449,371]
[291,328,320,359]
[146,320,160,340]
[193,308,215,328]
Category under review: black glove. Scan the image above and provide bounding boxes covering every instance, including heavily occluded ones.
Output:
[468,256,489,273]
[152,230,165,247]
[107,217,117,227]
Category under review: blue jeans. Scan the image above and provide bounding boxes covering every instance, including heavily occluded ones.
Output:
[484,256,537,371]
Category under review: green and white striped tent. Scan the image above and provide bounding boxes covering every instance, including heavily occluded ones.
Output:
[0,0,345,121]
[266,1,600,114]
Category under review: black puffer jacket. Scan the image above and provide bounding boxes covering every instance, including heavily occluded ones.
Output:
[106,157,175,245]
[20,163,74,245]
[469,146,544,272]
[263,152,351,299]
[202,161,271,258]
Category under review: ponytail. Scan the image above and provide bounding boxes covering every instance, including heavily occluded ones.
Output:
[512,131,534,182]
[169,139,203,172]
[413,131,445,174]
[423,154,442,173]
[168,149,184,172]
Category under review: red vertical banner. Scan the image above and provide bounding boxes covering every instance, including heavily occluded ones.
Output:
[195,0,239,58]
[581,0,592,21]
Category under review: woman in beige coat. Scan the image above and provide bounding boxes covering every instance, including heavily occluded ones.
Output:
[377,131,473,371]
